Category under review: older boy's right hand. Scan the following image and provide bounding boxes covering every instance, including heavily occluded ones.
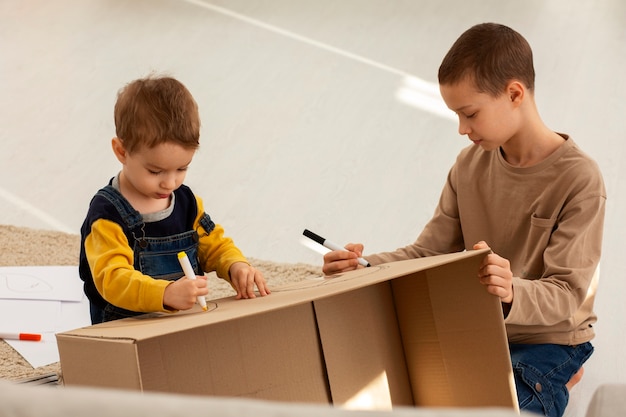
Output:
[322,243,365,275]
[163,275,208,311]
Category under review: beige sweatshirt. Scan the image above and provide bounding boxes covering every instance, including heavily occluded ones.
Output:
[366,137,606,345]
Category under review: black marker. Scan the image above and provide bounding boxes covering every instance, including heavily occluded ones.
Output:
[303,229,370,267]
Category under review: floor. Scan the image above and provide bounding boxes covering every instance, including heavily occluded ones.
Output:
[1,1,625,415]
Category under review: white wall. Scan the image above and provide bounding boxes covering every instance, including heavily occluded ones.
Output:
[1,1,624,415]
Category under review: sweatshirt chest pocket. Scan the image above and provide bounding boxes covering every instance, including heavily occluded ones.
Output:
[521,214,557,279]
[530,213,556,229]
[529,213,557,245]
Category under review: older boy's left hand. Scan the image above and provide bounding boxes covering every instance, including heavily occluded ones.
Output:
[229,262,271,299]
[473,241,514,304]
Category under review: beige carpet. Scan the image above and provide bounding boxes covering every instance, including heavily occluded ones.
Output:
[0,225,322,382]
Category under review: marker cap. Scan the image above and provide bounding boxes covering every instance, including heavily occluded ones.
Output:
[19,333,42,341]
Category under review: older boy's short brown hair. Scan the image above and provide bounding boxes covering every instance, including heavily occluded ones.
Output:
[114,76,200,154]
[438,23,535,97]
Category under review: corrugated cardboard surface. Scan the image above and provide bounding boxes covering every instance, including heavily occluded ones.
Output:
[314,283,413,408]
[144,304,329,402]
[59,303,330,403]
[59,336,141,390]
[57,249,516,409]
[392,263,516,408]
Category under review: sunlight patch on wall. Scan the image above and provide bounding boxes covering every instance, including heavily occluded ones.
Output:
[0,187,73,234]
[396,76,456,122]
[184,1,456,124]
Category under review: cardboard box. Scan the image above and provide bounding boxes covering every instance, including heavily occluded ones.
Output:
[57,249,517,410]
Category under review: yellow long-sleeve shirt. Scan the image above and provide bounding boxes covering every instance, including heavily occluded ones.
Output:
[79,182,248,314]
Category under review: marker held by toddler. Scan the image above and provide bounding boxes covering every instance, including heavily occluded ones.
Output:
[177,251,208,311]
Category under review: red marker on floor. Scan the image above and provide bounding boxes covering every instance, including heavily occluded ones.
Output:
[0,332,42,341]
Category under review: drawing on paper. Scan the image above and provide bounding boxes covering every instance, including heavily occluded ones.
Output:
[2,272,54,294]
[0,266,84,302]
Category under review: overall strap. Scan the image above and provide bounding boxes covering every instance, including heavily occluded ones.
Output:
[198,212,216,236]
[96,185,146,246]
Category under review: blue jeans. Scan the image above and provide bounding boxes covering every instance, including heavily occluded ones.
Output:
[510,342,593,417]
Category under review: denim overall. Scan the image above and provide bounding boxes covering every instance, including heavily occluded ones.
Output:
[90,185,215,323]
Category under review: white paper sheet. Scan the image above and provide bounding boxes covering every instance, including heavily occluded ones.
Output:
[0,299,61,333]
[2,298,91,368]
[0,266,91,368]
[6,332,61,369]
[0,266,83,301]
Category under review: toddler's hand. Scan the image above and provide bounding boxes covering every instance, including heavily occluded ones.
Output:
[229,262,271,300]
[163,274,208,310]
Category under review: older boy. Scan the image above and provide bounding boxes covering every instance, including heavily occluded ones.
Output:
[79,76,270,324]
[322,23,605,417]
